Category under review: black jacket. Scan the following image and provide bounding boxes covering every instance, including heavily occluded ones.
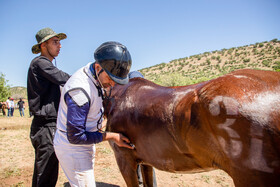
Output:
[27,56,70,119]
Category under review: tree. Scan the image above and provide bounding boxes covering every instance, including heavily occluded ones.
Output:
[0,73,11,101]
[270,38,278,43]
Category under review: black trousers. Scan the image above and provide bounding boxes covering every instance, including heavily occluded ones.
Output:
[30,117,58,187]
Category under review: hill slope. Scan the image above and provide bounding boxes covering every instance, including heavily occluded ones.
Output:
[140,39,280,86]
[9,86,27,100]
[10,39,280,95]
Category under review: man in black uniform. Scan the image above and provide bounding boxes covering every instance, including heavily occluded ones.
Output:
[17,98,25,117]
[27,27,70,187]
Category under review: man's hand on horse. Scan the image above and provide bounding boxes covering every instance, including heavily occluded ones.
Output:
[103,132,135,149]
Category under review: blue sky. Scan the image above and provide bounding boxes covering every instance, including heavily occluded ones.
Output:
[0,0,279,87]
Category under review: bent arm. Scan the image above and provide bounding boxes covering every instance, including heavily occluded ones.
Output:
[65,93,103,144]
[37,57,70,86]
[65,89,134,149]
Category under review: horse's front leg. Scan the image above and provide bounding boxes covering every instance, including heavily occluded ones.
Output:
[110,142,139,187]
[140,164,156,187]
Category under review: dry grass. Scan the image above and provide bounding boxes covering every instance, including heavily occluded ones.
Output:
[0,110,234,187]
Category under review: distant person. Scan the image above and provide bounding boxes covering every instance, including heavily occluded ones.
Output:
[10,98,14,116]
[128,71,158,187]
[6,97,11,117]
[27,27,70,187]
[18,98,25,117]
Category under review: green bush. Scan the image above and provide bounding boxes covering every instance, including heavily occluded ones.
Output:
[273,61,280,72]
[262,60,270,67]
[152,73,191,86]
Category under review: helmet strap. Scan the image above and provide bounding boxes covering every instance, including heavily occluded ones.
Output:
[94,64,112,100]
[97,69,104,77]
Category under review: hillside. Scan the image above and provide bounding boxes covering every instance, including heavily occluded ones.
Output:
[9,39,280,96]
[140,39,280,86]
[9,86,27,100]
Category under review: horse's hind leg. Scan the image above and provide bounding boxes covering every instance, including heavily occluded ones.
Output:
[140,164,157,187]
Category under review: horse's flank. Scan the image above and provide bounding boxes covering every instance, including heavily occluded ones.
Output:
[105,69,280,187]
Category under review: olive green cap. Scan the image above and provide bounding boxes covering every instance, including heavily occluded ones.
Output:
[32,27,67,54]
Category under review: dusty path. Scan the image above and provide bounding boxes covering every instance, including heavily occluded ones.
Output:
[0,116,234,187]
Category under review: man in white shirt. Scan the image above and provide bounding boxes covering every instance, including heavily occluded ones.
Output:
[54,41,134,186]
[10,98,14,116]
[6,97,11,117]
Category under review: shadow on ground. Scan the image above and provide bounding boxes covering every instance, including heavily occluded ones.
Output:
[63,182,119,187]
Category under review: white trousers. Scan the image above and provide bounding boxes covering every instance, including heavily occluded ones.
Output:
[54,131,96,187]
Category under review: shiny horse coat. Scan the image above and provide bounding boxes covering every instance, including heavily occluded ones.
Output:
[104,69,280,187]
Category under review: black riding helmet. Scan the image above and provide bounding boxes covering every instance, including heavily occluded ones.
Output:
[94,41,132,85]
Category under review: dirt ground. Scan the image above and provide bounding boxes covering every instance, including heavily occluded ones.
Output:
[0,115,234,187]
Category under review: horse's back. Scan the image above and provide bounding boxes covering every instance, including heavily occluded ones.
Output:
[197,69,280,129]
[107,69,280,186]
[193,69,280,185]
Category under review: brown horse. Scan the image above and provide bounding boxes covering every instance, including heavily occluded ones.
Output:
[1,102,6,116]
[104,69,280,187]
